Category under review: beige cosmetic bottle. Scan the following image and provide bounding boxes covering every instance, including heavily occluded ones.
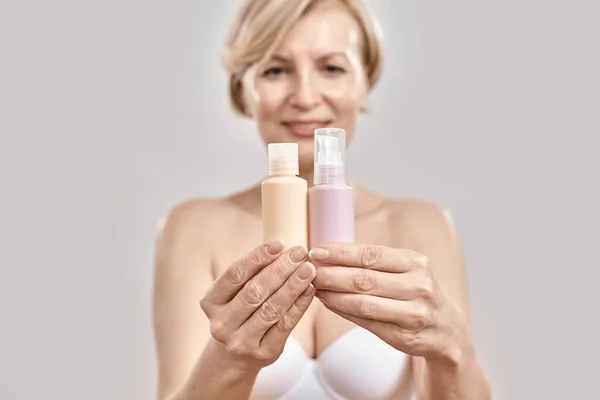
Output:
[261,143,308,250]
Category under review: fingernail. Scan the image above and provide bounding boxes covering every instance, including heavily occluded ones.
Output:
[302,284,314,297]
[308,248,328,261]
[297,262,314,279]
[267,240,284,255]
[290,246,308,263]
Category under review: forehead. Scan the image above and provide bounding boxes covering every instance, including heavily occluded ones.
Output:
[274,4,363,57]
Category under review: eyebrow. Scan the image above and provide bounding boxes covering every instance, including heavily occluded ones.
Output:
[268,51,349,62]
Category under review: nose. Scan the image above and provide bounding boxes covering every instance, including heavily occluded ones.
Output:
[290,73,321,110]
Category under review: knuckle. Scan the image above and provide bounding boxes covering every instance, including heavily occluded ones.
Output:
[361,247,381,267]
[359,298,376,318]
[338,246,351,260]
[226,338,275,363]
[277,312,296,333]
[353,269,376,292]
[272,260,289,280]
[410,304,434,330]
[248,250,264,267]
[199,296,209,314]
[224,265,245,285]
[242,280,265,307]
[414,278,435,301]
[258,300,283,325]
[401,329,421,350]
[209,321,227,342]
[253,348,274,362]
[225,339,249,358]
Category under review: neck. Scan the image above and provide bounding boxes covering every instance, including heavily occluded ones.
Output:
[299,170,314,187]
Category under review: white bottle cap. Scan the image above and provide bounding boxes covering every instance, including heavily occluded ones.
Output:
[268,143,299,176]
[314,128,346,185]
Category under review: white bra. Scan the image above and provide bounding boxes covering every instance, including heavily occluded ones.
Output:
[250,327,410,400]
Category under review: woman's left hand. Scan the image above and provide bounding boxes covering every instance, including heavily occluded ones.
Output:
[309,243,470,362]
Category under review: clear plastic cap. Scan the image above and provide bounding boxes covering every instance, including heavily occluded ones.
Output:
[314,128,346,185]
[267,143,299,176]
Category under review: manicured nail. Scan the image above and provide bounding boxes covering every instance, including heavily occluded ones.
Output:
[290,246,308,263]
[267,240,284,255]
[297,262,314,279]
[416,253,428,268]
[308,248,328,261]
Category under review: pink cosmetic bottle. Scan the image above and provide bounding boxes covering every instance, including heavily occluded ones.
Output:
[308,128,355,248]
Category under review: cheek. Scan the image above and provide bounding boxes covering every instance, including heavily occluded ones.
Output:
[324,83,362,143]
[254,82,288,121]
[323,77,364,115]
[333,91,362,113]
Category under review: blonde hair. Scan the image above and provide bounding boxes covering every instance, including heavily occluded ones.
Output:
[222,0,384,115]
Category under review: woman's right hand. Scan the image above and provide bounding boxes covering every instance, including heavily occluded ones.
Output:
[199,240,316,371]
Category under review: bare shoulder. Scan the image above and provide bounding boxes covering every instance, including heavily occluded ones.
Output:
[156,198,224,251]
[155,186,261,263]
[385,198,459,249]
[387,197,454,221]
[155,198,233,267]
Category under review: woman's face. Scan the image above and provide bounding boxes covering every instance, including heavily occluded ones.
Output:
[242,2,368,171]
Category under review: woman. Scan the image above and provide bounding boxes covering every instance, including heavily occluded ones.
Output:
[153,0,491,399]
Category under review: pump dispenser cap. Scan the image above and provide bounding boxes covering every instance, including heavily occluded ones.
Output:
[314,128,346,185]
[268,143,299,176]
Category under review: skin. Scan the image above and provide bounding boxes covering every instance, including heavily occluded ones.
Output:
[153,1,491,399]
[241,0,366,172]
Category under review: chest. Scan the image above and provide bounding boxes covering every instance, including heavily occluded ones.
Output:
[214,213,395,268]
[250,327,412,400]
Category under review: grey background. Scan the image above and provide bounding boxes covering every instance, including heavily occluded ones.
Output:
[1,0,598,399]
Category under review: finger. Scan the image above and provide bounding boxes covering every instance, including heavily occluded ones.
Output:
[314,266,414,299]
[316,290,430,330]
[321,303,402,350]
[263,283,315,348]
[226,246,308,329]
[207,240,285,305]
[308,244,427,273]
[242,261,316,341]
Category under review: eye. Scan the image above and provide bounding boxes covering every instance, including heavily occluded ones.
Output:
[262,67,287,76]
[323,65,346,74]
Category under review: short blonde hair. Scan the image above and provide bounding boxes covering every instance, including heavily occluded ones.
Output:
[222,0,384,115]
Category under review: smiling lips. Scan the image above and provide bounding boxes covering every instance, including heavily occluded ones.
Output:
[282,120,332,136]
